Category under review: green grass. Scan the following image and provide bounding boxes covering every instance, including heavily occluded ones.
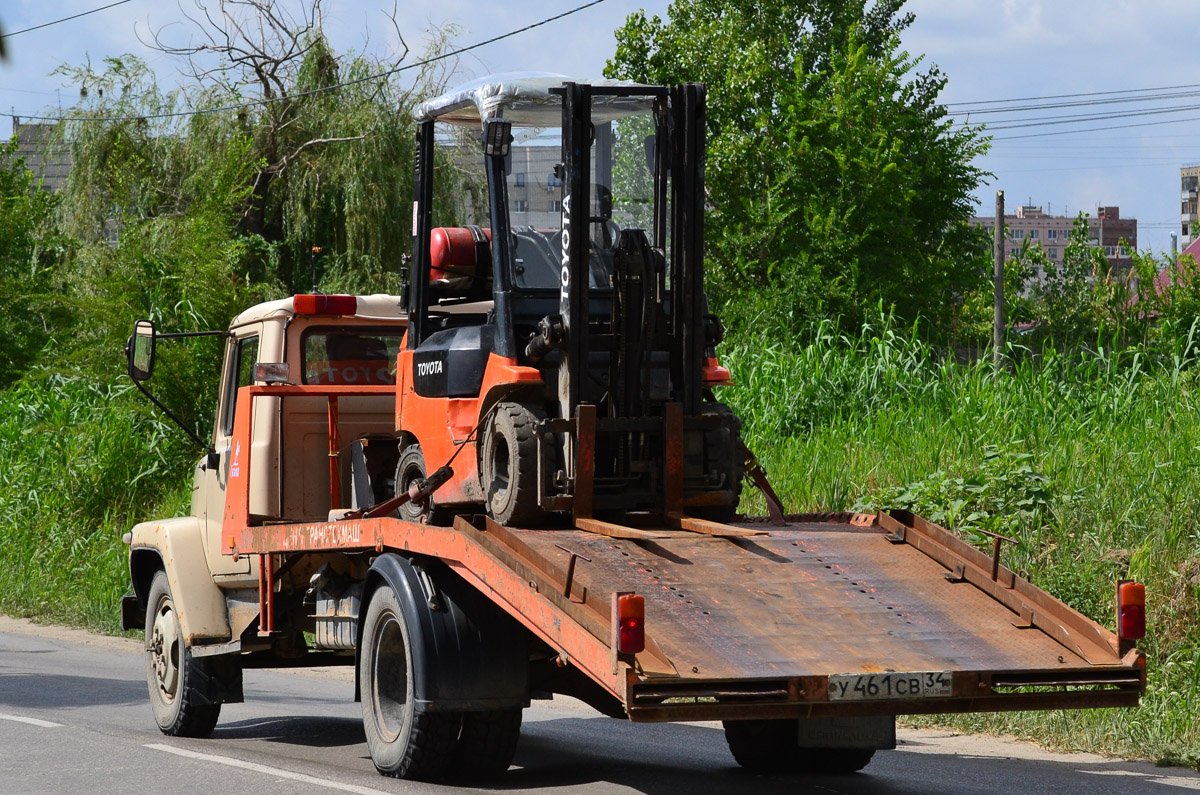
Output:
[0,372,192,632]
[721,317,1200,767]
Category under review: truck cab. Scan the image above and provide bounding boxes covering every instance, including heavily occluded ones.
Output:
[123,293,407,733]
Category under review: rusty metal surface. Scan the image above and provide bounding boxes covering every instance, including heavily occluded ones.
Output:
[507,517,1122,681]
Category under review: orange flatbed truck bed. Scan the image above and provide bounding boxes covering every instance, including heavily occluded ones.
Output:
[223,385,1144,726]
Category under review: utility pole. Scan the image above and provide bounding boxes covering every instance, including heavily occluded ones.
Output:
[993,191,1005,369]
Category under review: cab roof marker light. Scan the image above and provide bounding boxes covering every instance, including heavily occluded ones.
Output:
[294,294,357,316]
[253,363,290,383]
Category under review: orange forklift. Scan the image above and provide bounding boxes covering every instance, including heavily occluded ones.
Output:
[394,76,743,528]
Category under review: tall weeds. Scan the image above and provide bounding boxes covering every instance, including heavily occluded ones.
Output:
[0,373,193,629]
[722,313,1200,765]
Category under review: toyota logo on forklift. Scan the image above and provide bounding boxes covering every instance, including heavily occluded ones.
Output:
[559,194,572,304]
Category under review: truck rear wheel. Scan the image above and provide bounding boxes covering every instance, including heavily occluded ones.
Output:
[145,571,221,738]
[722,719,875,774]
[451,708,522,780]
[481,402,543,526]
[360,584,461,780]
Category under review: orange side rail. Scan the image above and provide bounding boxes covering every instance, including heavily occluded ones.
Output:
[221,383,630,701]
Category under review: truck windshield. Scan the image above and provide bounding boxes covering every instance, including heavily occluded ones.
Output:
[302,329,404,385]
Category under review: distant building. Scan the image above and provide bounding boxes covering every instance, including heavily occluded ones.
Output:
[506,146,563,230]
[6,118,71,192]
[969,204,1137,281]
[1181,166,1198,248]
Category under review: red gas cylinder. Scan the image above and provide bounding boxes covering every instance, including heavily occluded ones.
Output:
[430,227,491,283]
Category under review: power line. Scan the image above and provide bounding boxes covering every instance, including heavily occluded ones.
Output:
[0,0,134,40]
[947,81,1200,110]
[5,0,609,124]
[979,102,1200,132]
[991,114,1200,141]
[951,89,1200,118]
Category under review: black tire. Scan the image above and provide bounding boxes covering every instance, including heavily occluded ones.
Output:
[801,748,875,774]
[360,584,462,781]
[723,719,874,774]
[451,708,523,781]
[480,402,543,526]
[145,571,221,738]
[724,718,798,772]
[690,402,744,524]
[395,443,450,525]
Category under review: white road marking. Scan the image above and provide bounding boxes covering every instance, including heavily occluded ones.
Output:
[145,743,394,794]
[0,713,62,728]
[1079,770,1200,790]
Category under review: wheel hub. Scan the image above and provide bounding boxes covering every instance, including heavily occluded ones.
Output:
[151,604,180,699]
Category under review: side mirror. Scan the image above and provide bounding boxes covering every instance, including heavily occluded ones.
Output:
[128,320,156,382]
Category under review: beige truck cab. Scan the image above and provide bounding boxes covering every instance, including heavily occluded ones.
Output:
[121,293,407,736]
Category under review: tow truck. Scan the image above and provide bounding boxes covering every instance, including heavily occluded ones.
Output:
[121,74,1146,782]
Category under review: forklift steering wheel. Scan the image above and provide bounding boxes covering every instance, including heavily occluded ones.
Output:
[589,217,620,249]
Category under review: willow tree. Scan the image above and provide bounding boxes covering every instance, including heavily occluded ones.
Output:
[56,0,465,311]
[46,0,466,430]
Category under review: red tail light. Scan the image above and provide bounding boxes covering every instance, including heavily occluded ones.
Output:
[617,594,645,654]
[293,294,357,315]
[1118,581,1145,641]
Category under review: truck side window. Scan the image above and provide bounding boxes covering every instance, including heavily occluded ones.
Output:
[221,336,259,437]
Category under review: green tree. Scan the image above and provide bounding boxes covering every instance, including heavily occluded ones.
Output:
[606,0,988,336]
[1031,213,1112,347]
[0,138,73,385]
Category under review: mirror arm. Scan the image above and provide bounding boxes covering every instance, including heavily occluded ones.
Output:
[132,378,213,454]
[156,330,229,340]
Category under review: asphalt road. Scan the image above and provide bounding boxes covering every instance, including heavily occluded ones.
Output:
[0,617,1196,795]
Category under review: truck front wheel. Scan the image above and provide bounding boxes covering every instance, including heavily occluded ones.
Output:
[145,571,221,737]
[360,584,462,780]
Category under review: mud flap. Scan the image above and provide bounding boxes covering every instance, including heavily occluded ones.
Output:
[356,553,529,712]
[120,593,144,631]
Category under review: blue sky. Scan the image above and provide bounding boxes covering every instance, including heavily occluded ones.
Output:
[2,0,1198,254]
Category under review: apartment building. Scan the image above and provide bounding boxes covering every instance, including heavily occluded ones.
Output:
[1182,166,1199,248]
[506,146,564,230]
[969,204,1137,279]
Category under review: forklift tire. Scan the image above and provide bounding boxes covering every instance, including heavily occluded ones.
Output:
[360,584,462,781]
[145,572,221,738]
[722,719,874,774]
[395,444,450,526]
[690,402,743,524]
[481,402,543,526]
[451,708,523,780]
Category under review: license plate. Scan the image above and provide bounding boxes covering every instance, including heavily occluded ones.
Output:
[828,671,953,701]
